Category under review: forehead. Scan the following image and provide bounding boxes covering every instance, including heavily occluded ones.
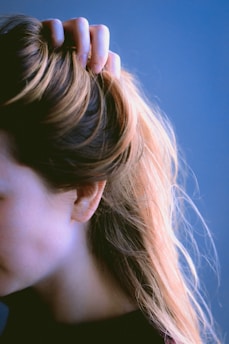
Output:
[0,131,32,184]
[0,131,56,197]
[0,131,14,160]
[0,132,19,178]
[0,132,21,183]
[0,133,43,201]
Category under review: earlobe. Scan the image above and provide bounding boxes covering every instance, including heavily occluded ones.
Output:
[71,180,106,223]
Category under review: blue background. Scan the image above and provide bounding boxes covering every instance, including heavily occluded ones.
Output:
[0,0,228,341]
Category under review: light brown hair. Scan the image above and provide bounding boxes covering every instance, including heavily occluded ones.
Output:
[0,14,220,343]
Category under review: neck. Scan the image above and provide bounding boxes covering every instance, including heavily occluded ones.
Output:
[33,225,136,324]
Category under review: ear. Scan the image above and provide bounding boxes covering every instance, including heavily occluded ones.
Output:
[71,180,106,223]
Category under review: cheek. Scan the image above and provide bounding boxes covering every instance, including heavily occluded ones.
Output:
[0,231,74,296]
[0,204,74,295]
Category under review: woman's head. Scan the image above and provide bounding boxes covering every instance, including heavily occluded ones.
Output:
[0,13,139,301]
[0,14,220,344]
[0,15,136,191]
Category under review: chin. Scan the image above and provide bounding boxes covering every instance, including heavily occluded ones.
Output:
[0,277,27,298]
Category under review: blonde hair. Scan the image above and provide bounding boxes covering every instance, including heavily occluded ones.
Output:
[0,14,220,344]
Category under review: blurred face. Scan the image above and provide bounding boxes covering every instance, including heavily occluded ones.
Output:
[0,133,76,296]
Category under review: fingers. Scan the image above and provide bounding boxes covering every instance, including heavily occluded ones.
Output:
[42,17,121,77]
[105,51,121,79]
[63,17,90,68]
[88,24,110,74]
[63,19,110,74]
[42,19,64,48]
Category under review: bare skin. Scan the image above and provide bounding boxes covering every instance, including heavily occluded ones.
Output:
[34,231,135,324]
[42,17,121,77]
[0,17,134,325]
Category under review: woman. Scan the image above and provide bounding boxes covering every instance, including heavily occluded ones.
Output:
[0,14,220,343]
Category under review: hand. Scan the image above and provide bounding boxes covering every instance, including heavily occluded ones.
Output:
[42,17,121,78]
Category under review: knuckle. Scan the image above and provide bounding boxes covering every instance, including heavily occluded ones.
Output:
[109,51,120,60]
[109,51,121,65]
[76,17,89,27]
[95,24,109,36]
[52,18,62,26]
[69,17,89,28]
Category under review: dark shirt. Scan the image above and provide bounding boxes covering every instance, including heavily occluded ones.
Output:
[0,289,173,343]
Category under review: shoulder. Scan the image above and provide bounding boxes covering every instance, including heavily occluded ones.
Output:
[74,310,168,343]
[1,292,174,344]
